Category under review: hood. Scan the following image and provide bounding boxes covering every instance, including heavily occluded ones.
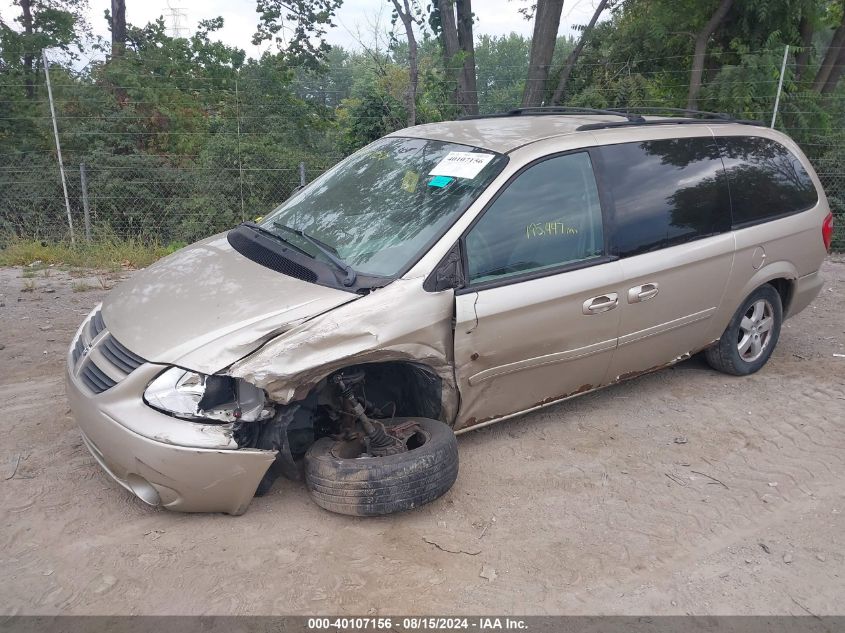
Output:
[101,232,360,374]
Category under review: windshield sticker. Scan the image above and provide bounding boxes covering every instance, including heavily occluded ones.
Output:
[428,175,454,188]
[401,170,420,193]
[429,151,495,179]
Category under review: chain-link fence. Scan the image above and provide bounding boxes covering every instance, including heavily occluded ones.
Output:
[1,52,843,250]
[0,157,339,245]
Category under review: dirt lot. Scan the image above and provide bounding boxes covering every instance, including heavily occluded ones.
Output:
[1,259,844,616]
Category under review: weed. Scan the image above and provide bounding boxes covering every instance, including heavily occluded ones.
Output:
[0,234,182,270]
[72,282,96,293]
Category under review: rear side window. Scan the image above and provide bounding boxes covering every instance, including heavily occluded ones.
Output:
[598,137,732,258]
[715,136,818,227]
[465,152,604,285]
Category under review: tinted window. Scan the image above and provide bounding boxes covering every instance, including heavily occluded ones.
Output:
[465,152,604,284]
[716,136,817,226]
[598,137,731,258]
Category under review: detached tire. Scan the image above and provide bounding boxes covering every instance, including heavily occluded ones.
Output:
[705,283,783,376]
[304,417,458,516]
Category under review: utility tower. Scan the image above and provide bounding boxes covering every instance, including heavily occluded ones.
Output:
[165,1,189,37]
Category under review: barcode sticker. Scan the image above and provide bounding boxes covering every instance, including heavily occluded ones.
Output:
[429,152,495,179]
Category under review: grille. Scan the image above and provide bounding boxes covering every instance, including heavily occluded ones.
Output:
[71,309,147,394]
[99,334,145,374]
[71,335,85,366]
[80,362,118,393]
[228,227,319,283]
[90,309,106,336]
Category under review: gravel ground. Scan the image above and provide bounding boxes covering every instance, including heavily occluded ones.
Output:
[0,259,843,616]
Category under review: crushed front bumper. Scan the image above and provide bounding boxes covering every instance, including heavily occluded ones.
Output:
[66,331,276,515]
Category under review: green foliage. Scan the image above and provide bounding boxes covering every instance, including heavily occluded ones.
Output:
[2,0,845,251]
[253,0,343,68]
[1,9,340,244]
[474,33,530,112]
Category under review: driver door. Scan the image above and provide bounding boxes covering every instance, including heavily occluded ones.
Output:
[452,151,624,430]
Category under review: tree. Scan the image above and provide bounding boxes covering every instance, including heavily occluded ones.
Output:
[253,0,343,68]
[474,33,531,112]
[813,6,845,92]
[821,46,845,92]
[389,0,423,126]
[795,14,814,80]
[110,0,126,57]
[432,0,478,115]
[455,1,477,115]
[18,0,35,98]
[687,0,735,110]
[0,0,88,98]
[550,0,611,104]
[522,0,565,107]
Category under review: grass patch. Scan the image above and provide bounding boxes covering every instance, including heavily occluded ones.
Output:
[0,237,184,270]
[71,281,97,292]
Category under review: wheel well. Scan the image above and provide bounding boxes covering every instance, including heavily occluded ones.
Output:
[333,361,444,421]
[235,361,444,457]
[766,278,794,313]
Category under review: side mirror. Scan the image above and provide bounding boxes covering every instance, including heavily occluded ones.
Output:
[423,242,466,292]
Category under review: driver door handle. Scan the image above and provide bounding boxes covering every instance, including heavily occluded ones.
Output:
[583,293,619,315]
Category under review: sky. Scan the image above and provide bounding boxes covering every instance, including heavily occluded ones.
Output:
[2,0,606,62]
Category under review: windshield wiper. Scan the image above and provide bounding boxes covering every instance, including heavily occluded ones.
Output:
[242,222,310,256]
[273,222,357,287]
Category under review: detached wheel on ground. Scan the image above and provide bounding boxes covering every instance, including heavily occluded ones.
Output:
[705,283,783,376]
[304,417,459,516]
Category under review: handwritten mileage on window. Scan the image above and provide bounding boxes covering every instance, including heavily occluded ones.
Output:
[526,222,580,238]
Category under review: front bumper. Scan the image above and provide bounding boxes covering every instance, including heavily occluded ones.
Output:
[66,340,276,515]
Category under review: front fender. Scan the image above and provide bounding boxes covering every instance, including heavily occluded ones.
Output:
[228,278,459,423]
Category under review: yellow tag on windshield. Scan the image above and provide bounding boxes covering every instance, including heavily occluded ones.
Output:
[401,170,419,193]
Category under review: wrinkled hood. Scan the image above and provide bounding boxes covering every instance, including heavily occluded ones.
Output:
[102,232,360,373]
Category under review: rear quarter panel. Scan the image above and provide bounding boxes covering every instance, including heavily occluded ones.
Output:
[704,125,829,335]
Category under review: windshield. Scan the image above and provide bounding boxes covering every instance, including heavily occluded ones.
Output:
[260,137,507,277]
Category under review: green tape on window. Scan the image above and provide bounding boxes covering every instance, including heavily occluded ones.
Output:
[428,175,454,188]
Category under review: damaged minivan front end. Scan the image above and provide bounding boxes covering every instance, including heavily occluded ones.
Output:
[66,274,458,515]
[66,135,501,514]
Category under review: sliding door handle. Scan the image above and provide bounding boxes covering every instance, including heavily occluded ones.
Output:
[628,283,659,303]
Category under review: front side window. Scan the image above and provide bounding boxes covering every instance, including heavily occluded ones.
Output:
[598,137,732,258]
[260,137,506,277]
[465,152,604,285]
[715,136,818,226]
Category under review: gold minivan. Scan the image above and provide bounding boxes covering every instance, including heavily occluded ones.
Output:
[66,108,834,516]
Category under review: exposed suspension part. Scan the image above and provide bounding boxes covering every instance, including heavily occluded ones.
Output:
[332,372,408,457]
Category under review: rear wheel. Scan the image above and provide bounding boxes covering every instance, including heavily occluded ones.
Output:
[705,284,783,376]
[304,417,459,516]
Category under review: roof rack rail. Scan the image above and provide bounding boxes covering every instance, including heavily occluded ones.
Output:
[458,106,646,123]
[605,107,736,120]
[456,105,764,130]
[576,114,764,132]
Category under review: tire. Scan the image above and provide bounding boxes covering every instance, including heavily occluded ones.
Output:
[705,284,783,376]
[304,417,459,516]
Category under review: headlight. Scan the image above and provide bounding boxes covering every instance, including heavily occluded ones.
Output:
[144,367,273,423]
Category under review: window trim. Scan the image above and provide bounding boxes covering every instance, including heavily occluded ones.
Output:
[455,147,614,295]
[712,135,819,231]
